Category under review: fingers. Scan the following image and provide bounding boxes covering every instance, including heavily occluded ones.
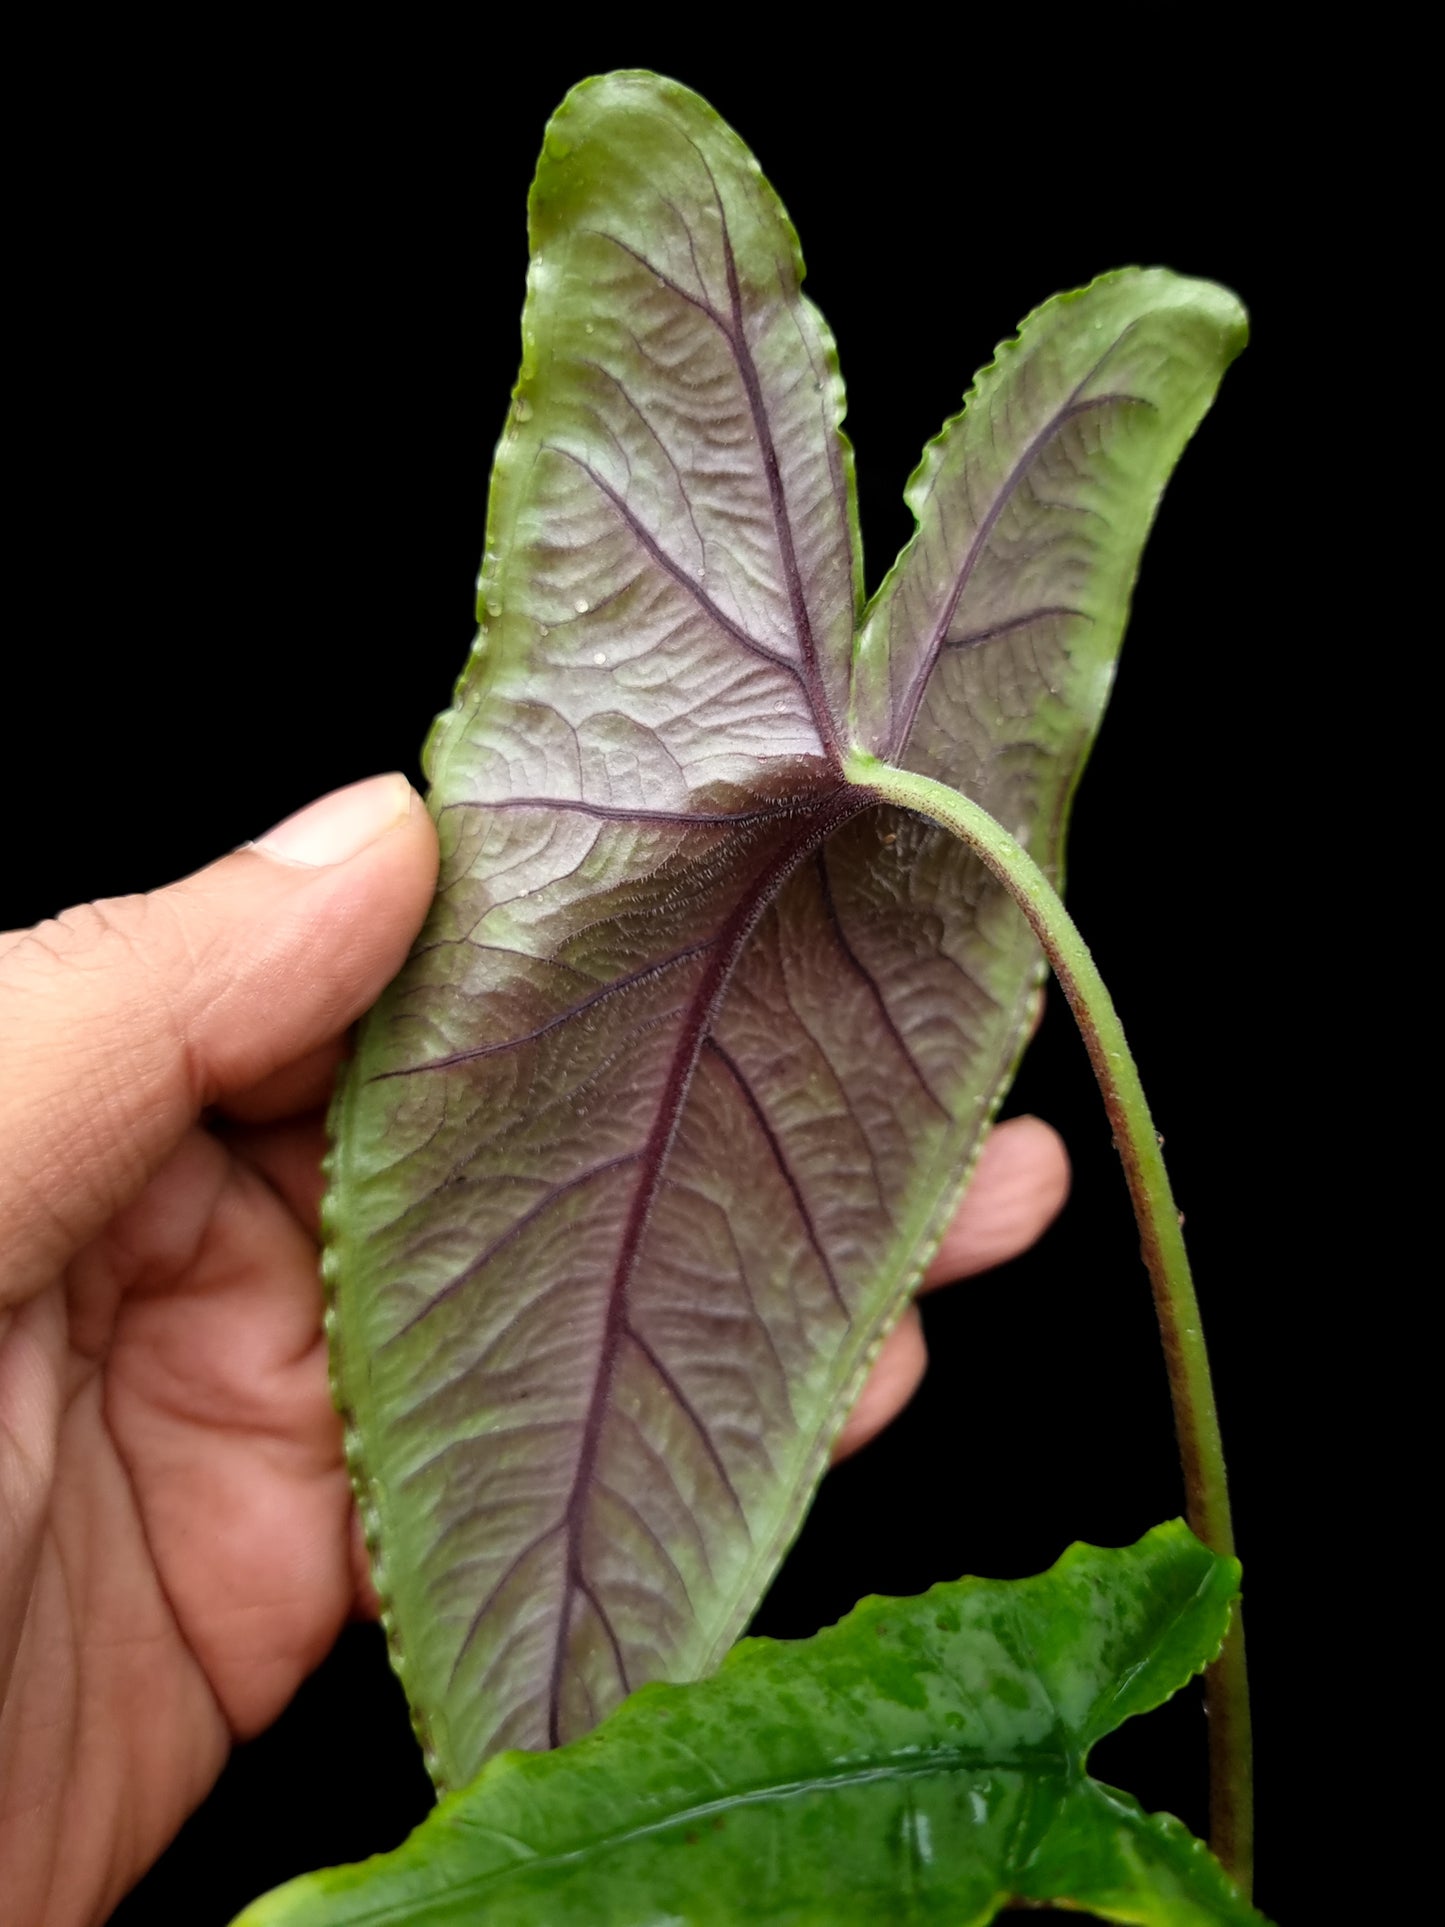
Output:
[218,1038,348,1124]
[222,1113,330,1236]
[921,1116,1069,1288]
[89,1127,359,1734]
[0,776,439,1307]
[831,1308,927,1462]
[832,1118,1070,1460]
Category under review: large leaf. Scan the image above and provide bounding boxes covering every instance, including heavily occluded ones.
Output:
[237,1525,1267,1926]
[324,69,1246,1787]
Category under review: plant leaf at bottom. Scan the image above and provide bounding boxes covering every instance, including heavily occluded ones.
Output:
[234,1523,1269,1926]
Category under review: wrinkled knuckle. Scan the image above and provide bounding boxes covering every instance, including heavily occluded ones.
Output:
[5,892,152,980]
[66,891,204,995]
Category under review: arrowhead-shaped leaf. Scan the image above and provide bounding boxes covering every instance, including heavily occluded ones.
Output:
[324,70,1246,1787]
[238,1524,1268,1926]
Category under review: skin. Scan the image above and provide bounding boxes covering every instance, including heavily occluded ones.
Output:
[0,775,1070,1927]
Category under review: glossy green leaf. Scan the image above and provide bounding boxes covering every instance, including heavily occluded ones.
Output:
[324,70,1246,1788]
[237,1524,1267,1926]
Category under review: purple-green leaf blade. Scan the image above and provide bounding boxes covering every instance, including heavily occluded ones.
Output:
[327,71,878,1787]
[324,72,1246,1792]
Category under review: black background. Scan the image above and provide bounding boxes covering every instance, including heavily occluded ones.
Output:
[9,31,1336,1925]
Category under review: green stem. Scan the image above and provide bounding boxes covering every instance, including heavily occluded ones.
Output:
[850,752,1253,1896]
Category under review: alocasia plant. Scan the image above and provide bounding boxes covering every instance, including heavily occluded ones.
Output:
[303,67,1257,1924]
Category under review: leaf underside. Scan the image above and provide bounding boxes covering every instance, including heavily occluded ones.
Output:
[324,70,1246,1788]
[238,1525,1268,1926]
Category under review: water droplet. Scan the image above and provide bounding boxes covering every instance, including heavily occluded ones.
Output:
[575,597,590,614]
[594,651,608,666]
[486,599,502,617]
[584,323,595,335]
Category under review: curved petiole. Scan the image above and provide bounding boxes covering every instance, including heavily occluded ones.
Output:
[848,750,1253,1897]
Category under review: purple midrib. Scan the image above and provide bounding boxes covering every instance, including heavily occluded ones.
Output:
[542,786,867,1744]
[463,173,869,1745]
[718,225,840,768]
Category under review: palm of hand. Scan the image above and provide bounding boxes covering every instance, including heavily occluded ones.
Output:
[3,1101,360,1920]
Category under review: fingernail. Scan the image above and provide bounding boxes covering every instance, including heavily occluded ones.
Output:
[251,774,415,867]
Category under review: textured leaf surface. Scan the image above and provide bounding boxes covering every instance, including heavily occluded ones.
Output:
[851,271,1246,794]
[324,70,1246,1786]
[238,1525,1268,1926]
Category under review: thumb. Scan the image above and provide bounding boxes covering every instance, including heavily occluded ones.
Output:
[0,774,439,1304]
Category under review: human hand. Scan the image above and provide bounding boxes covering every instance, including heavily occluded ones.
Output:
[0,774,1067,1925]
[0,776,438,1926]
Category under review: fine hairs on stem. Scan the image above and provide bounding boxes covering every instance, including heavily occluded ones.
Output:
[848,750,1254,1898]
